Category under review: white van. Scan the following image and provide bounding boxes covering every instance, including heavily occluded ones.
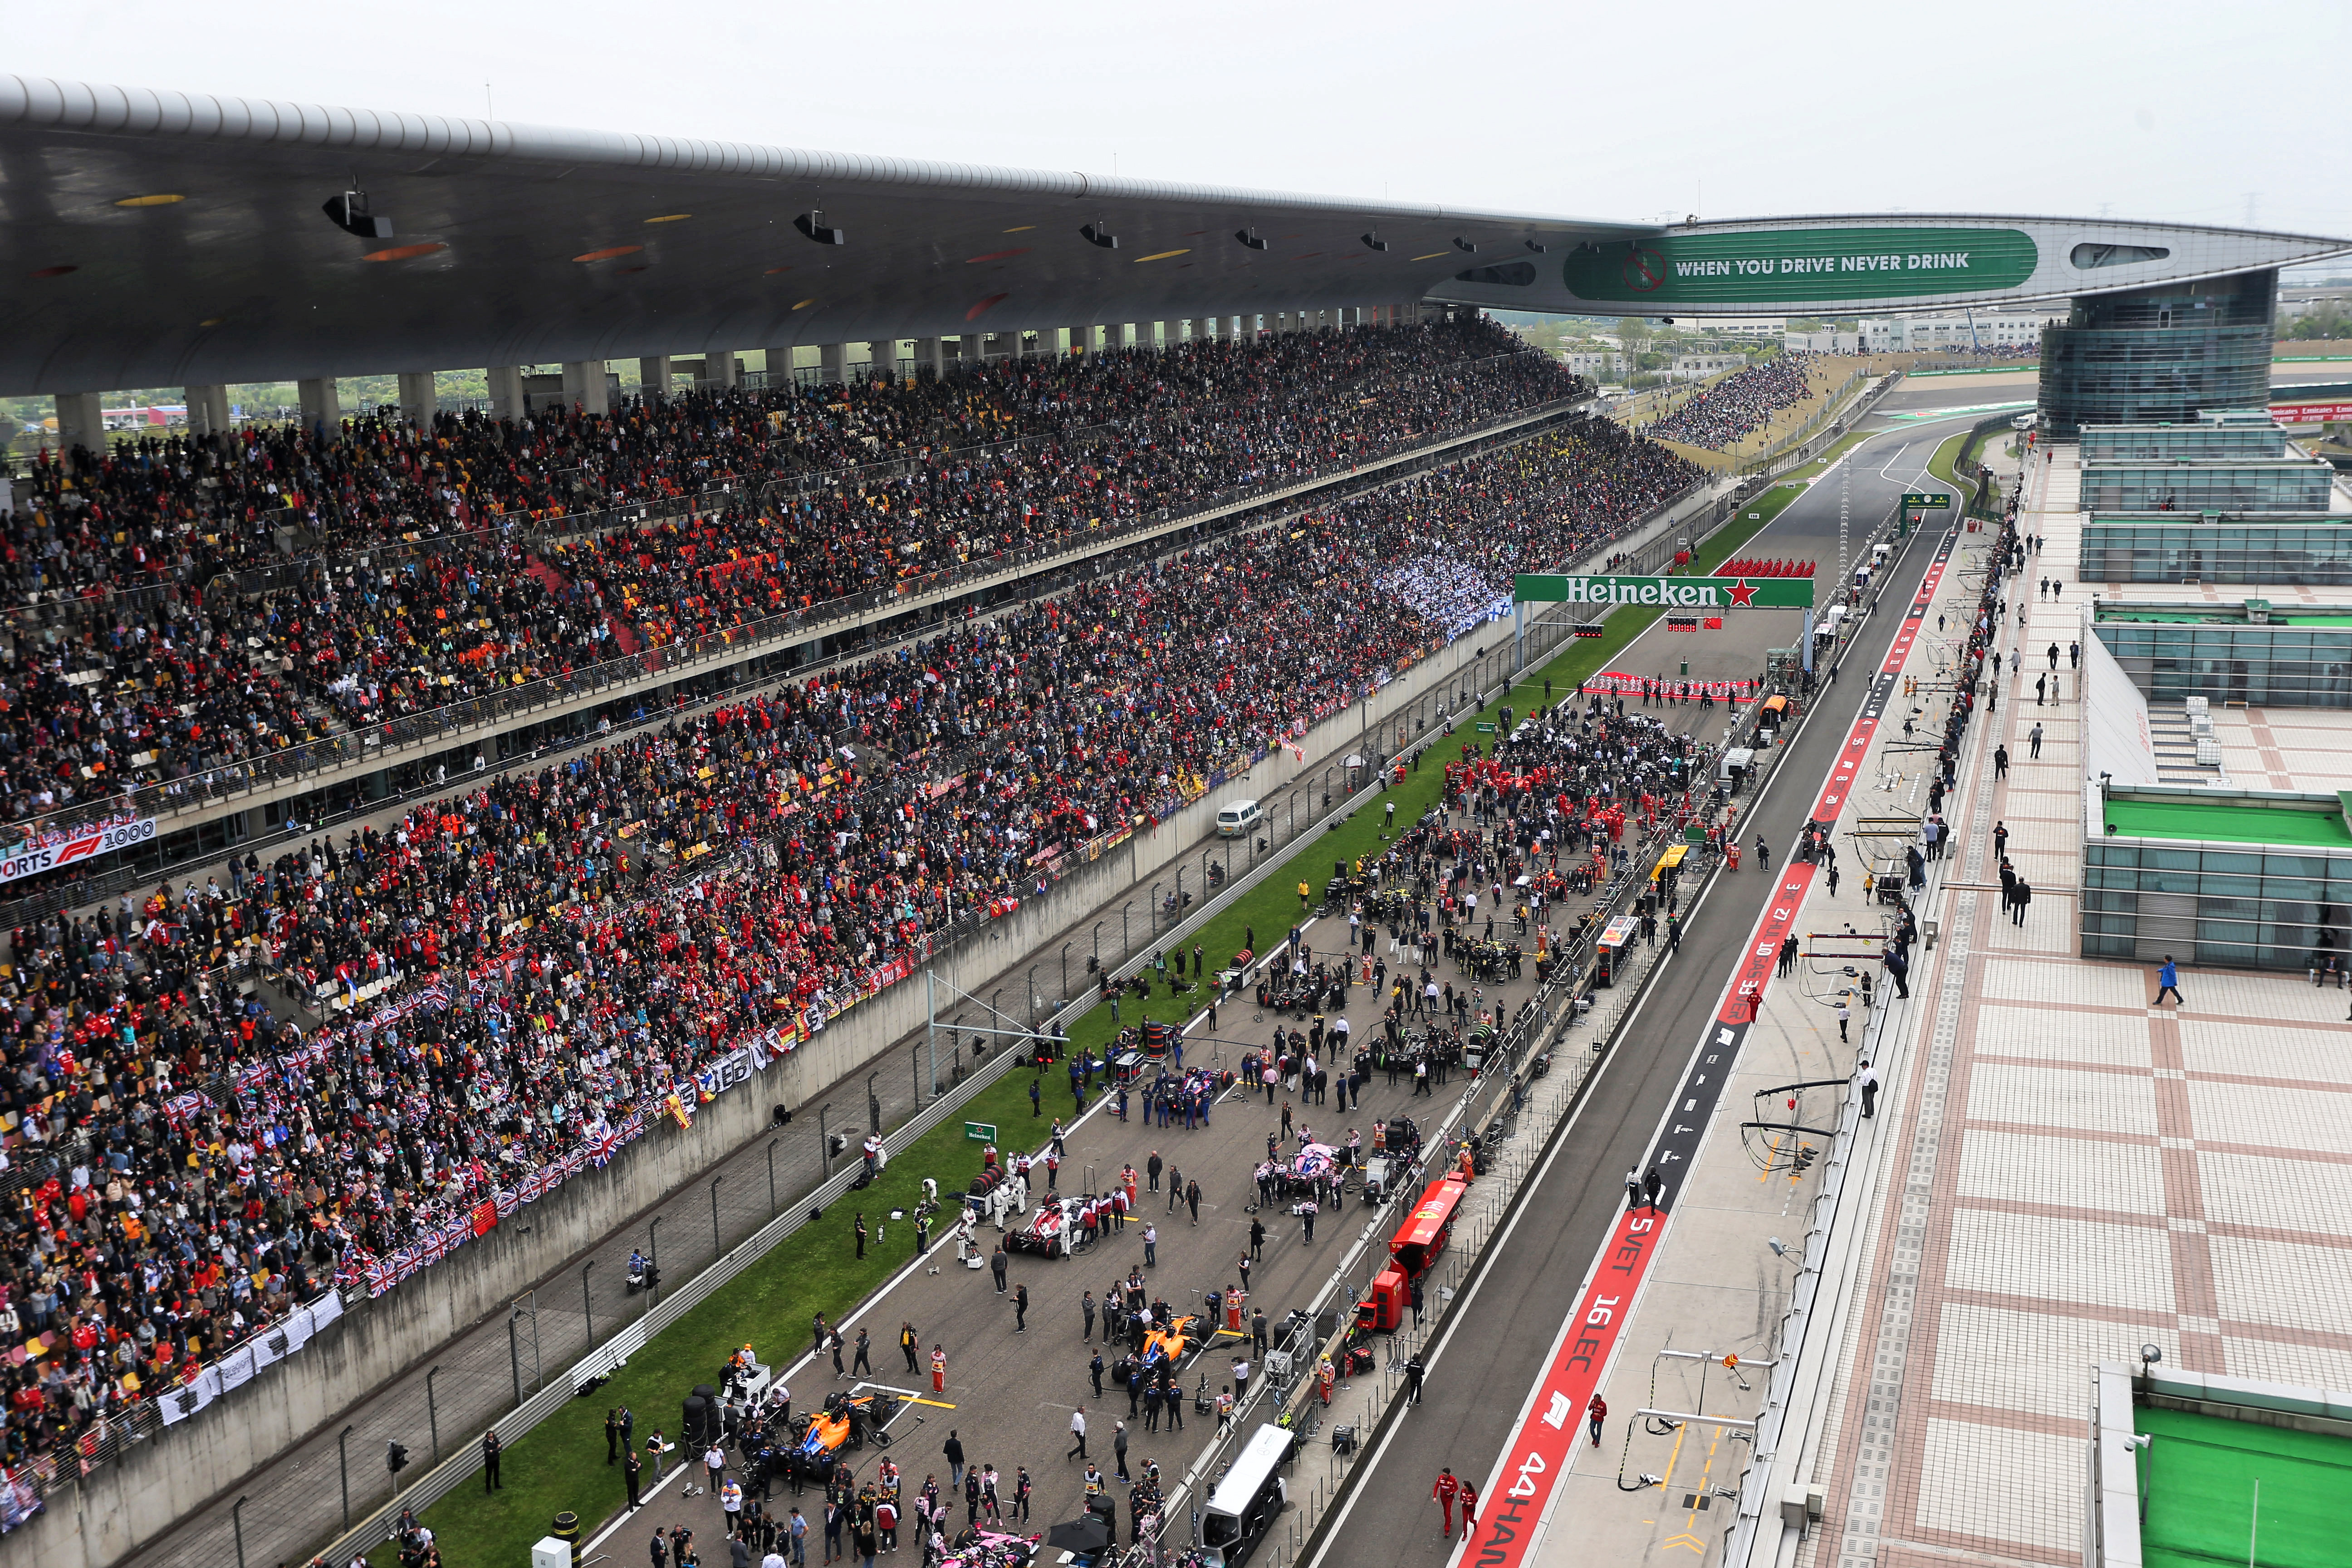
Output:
[1216,799,1263,838]
[1199,1424,1295,1568]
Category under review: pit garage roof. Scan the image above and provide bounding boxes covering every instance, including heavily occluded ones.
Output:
[3,74,2349,395]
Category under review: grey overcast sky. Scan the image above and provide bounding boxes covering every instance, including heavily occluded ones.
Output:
[13,0,2349,240]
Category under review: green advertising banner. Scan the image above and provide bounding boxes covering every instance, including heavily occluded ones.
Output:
[1563,225,2038,305]
[1515,573,1815,609]
[1901,492,1952,509]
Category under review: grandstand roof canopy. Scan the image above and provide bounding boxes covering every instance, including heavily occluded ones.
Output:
[5,74,2349,395]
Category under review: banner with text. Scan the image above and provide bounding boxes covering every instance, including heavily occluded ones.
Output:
[1515,573,1814,610]
[0,814,157,886]
[1562,225,2038,305]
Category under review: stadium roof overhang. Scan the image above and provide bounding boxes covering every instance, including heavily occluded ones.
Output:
[0,76,1653,394]
[2,75,2347,396]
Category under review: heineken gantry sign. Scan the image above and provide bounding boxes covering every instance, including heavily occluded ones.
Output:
[1563,225,2038,305]
[1514,573,1815,610]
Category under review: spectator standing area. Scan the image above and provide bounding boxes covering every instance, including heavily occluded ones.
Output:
[1630,354,1872,467]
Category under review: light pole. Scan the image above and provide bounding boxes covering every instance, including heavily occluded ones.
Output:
[1150,882,1162,933]
[647,1216,662,1301]
[710,1176,723,1254]
[1121,903,1131,958]
[1093,921,1103,979]
[338,1424,355,1528]
[581,1262,595,1347]
[233,1494,249,1568]
[508,1306,525,1406]
[1060,941,1071,1006]
[819,1102,836,1176]
[1176,867,1186,918]
[426,1365,442,1462]
[867,1071,881,1134]
[1028,965,1042,1024]
[768,1139,779,1215]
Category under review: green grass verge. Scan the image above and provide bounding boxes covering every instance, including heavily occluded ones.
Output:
[1925,431,1980,513]
[1725,483,1806,537]
[413,500,1777,1567]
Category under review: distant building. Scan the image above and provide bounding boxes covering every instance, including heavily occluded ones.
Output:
[1669,353,1746,382]
[1855,311,2058,352]
[1558,349,1625,380]
[2277,284,2351,320]
[1784,332,1862,354]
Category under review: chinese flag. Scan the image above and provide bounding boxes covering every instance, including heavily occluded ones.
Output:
[471,1200,498,1237]
[1704,617,1724,630]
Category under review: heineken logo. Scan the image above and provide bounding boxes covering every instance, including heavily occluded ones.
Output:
[1514,573,1814,610]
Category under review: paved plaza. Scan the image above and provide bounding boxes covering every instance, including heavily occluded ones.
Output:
[1800,448,2352,1568]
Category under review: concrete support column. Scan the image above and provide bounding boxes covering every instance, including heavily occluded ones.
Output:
[297,377,342,433]
[487,366,525,421]
[185,384,232,437]
[54,392,104,454]
[397,371,437,428]
[819,343,847,385]
[637,356,673,399]
[867,341,899,382]
[560,360,610,416]
[761,346,797,390]
[913,338,946,378]
[708,350,741,390]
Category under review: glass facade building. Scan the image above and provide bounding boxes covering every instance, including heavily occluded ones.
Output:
[2039,269,2277,436]
[2078,515,2352,584]
[2077,459,2338,514]
[2078,422,2288,461]
[2092,611,2352,707]
[2083,833,2352,970]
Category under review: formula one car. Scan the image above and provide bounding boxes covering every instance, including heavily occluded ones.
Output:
[1006,1196,1081,1257]
[791,1390,899,1477]
[941,1528,1041,1568]
[1139,1311,1209,1370]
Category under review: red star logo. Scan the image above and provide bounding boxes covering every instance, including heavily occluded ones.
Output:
[1725,578,1759,607]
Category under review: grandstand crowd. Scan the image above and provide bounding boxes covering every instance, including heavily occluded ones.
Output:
[1641,350,1822,450]
[0,321,1572,827]
[0,321,1704,1481]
